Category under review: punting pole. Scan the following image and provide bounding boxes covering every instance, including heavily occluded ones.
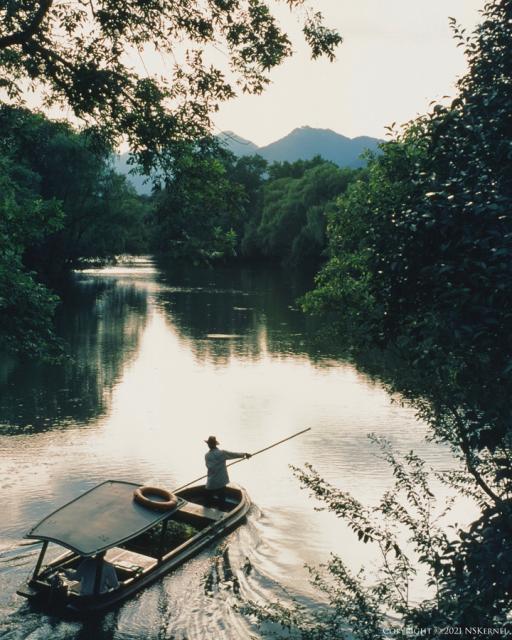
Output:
[173,427,311,492]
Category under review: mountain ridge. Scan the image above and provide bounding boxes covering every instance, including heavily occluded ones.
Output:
[219,126,381,168]
[117,126,382,194]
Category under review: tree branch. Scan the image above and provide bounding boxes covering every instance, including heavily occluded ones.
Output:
[448,405,505,509]
[0,0,54,51]
[28,39,140,111]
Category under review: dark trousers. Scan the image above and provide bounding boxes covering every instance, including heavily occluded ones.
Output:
[205,486,227,506]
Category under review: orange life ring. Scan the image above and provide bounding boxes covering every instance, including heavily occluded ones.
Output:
[133,486,178,511]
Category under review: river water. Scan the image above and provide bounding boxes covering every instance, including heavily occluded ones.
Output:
[0,259,460,639]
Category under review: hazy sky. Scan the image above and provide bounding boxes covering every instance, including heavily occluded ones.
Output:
[213,0,485,146]
[17,0,485,148]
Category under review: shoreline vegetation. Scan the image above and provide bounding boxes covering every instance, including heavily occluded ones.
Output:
[0,103,362,358]
[260,2,512,635]
[1,0,511,636]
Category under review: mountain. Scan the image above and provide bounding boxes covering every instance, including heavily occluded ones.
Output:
[113,154,153,195]
[217,126,381,168]
[258,127,380,168]
[217,131,259,157]
[116,127,381,193]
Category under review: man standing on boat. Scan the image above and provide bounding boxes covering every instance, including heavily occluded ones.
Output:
[204,436,251,503]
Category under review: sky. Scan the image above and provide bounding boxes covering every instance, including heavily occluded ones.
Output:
[213,0,485,146]
[15,0,485,149]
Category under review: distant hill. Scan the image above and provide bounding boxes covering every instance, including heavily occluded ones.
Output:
[217,131,259,157]
[116,127,381,193]
[217,126,381,168]
[113,154,153,195]
[255,127,381,168]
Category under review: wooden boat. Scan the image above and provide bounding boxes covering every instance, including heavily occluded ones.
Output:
[17,480,250,614]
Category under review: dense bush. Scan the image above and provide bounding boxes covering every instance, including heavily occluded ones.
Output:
[242,157,360,265]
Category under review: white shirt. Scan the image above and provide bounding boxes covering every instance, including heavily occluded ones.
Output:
[205,448,244,490]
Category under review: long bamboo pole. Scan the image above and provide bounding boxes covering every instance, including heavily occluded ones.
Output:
[173,427,311,492]
[16,429,312,548]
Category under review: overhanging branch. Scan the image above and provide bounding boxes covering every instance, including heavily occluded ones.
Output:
[448,405,505,509]
[0,0,54,50]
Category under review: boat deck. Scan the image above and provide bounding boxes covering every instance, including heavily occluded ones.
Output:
[105,547,157,573]
[177,502,225,523]
[59,548,156,595]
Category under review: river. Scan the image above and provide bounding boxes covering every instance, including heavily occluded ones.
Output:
[0,258,459,639]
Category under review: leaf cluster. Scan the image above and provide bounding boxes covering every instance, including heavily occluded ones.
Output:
[0,105,151,357]
[243,157,361,265]
[0,0,341,165]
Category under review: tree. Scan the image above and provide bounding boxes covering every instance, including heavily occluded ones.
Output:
[152,144,246,261]
[246,158,360,264]
[246,437,512,638]
[0,106,151,358]
[0,0,341,167]
[305,0,512,451]
[74,171,152,259]
[227,153,268,243]
[295,0,512,632]
[1,106,150,271]
[0,153,63,357]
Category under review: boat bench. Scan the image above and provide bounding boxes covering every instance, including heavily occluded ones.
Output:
[106,547,156,573]
[176,502,225,524]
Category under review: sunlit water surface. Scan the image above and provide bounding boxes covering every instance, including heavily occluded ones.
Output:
[0,259,466,639]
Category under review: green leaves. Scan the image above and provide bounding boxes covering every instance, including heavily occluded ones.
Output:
[303,11,343,62]
[0,152,63,359]
[249,439,473,637]
[304,0,512,454]
[249,158,360,265]
[0,0,341,162]
[298,0,512,632]
[151,143,247,262]
[0,105,151,358]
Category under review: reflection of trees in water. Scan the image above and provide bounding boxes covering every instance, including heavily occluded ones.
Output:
[154,260,335,366]
[0,274,148,433]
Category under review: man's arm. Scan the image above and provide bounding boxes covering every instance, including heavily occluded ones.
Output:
[222,450,252,460]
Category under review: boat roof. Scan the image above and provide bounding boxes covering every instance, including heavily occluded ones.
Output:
[27,480,184,556]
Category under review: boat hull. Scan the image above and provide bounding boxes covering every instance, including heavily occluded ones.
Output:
[17,483,250,615]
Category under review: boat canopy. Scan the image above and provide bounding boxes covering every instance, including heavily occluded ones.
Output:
[27,481,183,557]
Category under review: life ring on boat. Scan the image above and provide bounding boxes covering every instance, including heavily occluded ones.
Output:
[133,486,178,511]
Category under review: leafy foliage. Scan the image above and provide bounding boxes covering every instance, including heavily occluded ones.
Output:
[242,157,361,265]
[245,438,512,638]
[0,0,341,165]
[0,106,151,357]
[0,152,63,357]
[150,151,361,265]
[304,0,512,453]
[151,144,247,262]
[284,0,512,634]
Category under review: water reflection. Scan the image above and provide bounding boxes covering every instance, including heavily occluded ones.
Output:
[0,275,148,434]
[0,258,461,639]
[154,261,329,366]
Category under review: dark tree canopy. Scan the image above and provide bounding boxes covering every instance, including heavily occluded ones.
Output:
[258,3,512,633]
[0,105,151,358]
[304,0,512,453]
[0,0,341,165]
